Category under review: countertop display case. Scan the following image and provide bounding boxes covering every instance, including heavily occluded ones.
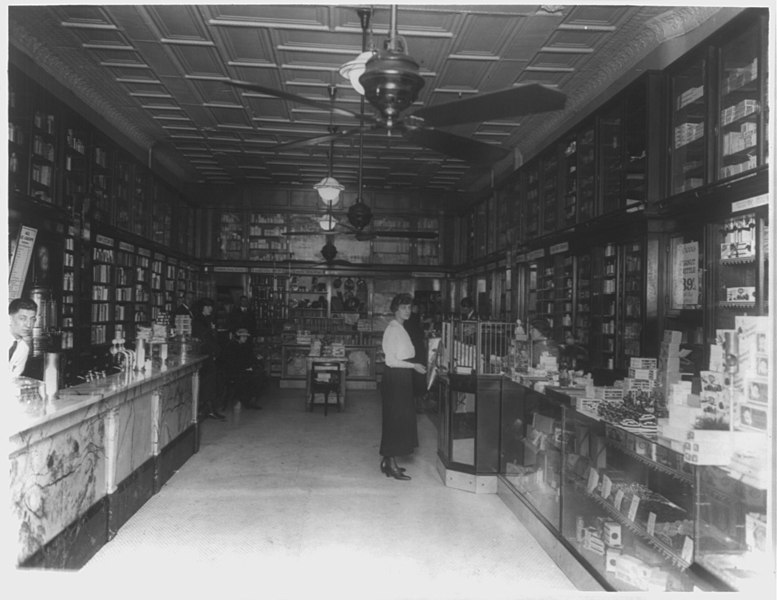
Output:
[499,381,773,592]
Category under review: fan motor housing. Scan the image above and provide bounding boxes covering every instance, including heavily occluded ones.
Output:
[360,50,424,126]
[347,201,373,230]
[321,241,338,262]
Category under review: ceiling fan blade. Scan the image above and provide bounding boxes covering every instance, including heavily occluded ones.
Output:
[403,126,509,163]
[226,78,363,120]
[270,126,367,151]
[411,83,566,127]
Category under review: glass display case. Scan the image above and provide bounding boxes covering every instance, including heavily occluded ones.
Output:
[114,155,133,232]
[587,240,645,370]
[598,108,624,215]
[716,15,767,182]
[91,135,113,224]
[590,244,618,369]
[669,52,708,195]
[524,161,540,241]
[500,378,566,529]
[541,148,559,234]
[500,382,772,591]
[575,253,592,348]
[132,167,149,238]
[437,321,512,476]
[561,407,701,591]
[711,207,769,331]
[618,241,643,362]
[561,132,578,229]
[8,68,31,197]
[577,125,596,223]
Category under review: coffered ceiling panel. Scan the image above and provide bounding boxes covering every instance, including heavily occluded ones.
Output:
[8,4,731,197]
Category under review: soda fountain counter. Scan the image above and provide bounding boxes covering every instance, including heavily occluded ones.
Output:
[9,345,207,569]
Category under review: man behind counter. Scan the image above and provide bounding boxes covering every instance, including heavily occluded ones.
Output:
[9,298,38,377]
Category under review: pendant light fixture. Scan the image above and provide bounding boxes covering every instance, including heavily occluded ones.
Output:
[347,8,374,231]
[314,85,344,206]
[338,8,374,95]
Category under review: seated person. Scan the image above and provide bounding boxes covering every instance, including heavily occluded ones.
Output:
[218,328,266,410]
[529,317,560,368]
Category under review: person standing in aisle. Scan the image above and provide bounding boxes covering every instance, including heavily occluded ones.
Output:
[227,295,256,337]
[174,291,195,318]
[219,327,265,410]
[192,297,226,421]
[379,293,427,480]
[8,298,38,377]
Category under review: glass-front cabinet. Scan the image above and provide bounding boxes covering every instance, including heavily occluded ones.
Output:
[669,51,708,195]
[716,14,768,182]
[710,208,769,331]
[668,10,768,196]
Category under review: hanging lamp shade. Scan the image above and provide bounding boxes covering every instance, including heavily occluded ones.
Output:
[339,51,372,95]
[314,176,344,205]
[318,213,337,232]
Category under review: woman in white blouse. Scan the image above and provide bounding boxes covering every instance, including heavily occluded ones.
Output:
[380,293,427,480]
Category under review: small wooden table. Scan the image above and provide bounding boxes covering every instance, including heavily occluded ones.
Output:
[305,356,348,412]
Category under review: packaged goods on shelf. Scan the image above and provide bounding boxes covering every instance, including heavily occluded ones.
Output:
[603,521,622,547]
[594,386,624,401]
[630,357,657,370]
[745,513,767,554]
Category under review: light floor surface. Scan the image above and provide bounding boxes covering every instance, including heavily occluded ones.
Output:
[13,384,588,600]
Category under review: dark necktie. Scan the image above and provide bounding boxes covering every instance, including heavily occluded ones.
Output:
[10,340,18,361]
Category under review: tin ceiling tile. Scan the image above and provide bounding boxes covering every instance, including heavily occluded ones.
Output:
[146,5,211,42]
[8,4,728,193]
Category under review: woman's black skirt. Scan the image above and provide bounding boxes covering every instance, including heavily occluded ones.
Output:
[379,365,418,456]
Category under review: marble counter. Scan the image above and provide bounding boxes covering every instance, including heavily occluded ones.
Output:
[9,352,207,568]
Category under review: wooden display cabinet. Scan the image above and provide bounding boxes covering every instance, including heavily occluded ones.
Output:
[150,180,173,247]
[91,234,115,345]
[716,13,768,182]
[8,69,31,197]
[668,50,709,195]
[91,135,113,224]
[114,154,134,232]
[540,148,559,234]
[524,161,541,241]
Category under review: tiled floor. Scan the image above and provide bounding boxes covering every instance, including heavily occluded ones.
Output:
[19,384,582,599]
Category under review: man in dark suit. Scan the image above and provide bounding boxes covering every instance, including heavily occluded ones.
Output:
[227,295,256,337]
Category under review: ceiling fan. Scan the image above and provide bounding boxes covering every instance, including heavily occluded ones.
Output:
[226,5,566,165]
[283,76,439,243]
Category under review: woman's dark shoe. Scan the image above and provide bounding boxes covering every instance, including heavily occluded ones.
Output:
[380,457,406,476]
[208,411,226,421]
[387,457,411,481]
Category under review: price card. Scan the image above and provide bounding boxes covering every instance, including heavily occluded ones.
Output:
[601,474,612,500]
[681,536,694,564]
[647,512,657,536]
[586,468,600,494]
[627,495,640,522]
[614,490,624,511]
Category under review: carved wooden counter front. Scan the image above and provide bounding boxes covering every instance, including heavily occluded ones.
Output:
[9,352,207,569]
